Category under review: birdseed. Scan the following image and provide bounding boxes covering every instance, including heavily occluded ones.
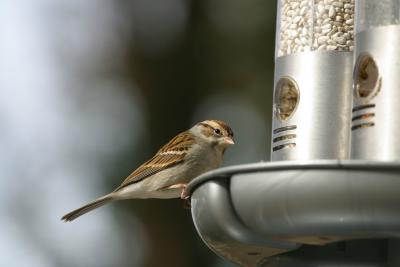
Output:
[277,0,355,57]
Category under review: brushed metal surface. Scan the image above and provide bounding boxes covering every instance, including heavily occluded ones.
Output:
[188,161,400,241]
[230,166,400,245]
[191,180,299,267]
[188,161,400,266]
[351,25,400,161]
[272,52,353,161]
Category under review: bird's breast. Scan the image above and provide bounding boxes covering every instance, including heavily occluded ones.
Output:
[186,143,223,176]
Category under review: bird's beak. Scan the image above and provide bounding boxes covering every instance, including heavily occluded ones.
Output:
[223,137,235,145]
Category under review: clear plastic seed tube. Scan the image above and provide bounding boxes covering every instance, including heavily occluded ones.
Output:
[276,0,355,57]
[357,0,400,33]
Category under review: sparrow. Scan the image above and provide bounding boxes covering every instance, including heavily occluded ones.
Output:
[61,119,234,222]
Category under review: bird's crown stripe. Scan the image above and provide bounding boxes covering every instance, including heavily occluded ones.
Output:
[203,120,234,137]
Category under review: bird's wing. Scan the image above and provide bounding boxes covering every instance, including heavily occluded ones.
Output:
[114,131,195,191]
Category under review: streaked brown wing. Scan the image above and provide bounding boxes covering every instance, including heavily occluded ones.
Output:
[114,131,195,191]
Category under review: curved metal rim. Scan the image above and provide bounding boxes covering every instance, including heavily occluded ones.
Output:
[187,159,400,195]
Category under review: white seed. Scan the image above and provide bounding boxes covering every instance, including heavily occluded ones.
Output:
[327,39,336,45]
[300,0,309,8]
[327,45,338,50]
[290,2,299,9]
[332,1,344,8]
[293,16,302,23]
[318,4,325,14]
[345,18,354,25]
[332,31,343,38]
[335,16,343,22]
[334,36,346,44]
[300,6,308,15]
[329,6,336,18]
[321,23,332,30]
[344,8,353,14]
[322,28,331,34]
[318,36,329,44]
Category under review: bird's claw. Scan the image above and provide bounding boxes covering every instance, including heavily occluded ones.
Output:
[180,184,190,199]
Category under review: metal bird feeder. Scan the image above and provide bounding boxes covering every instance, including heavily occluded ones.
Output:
[351,0,400,160]
[272,0,354,161]
[188,1,400,266]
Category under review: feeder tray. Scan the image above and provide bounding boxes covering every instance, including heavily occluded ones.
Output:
[187,160,400,267]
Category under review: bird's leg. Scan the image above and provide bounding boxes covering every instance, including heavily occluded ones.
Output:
[180,184,189,199]
[163,183,189,199]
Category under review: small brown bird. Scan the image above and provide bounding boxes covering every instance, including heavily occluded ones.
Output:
[62,120,234,222]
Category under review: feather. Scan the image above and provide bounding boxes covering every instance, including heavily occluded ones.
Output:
[114,131,195,191]
[61,194,114,222]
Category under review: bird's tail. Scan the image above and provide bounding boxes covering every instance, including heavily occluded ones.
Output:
[61,194,114,222]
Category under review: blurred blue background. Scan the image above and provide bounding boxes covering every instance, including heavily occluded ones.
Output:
[0,1,276,266]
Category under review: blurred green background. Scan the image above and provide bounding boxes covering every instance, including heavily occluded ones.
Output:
[0,0,276,266]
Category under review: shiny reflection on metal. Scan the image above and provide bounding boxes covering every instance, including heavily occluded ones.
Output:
[230,162,400,245]
[352,103,375,112]
[273,125,297,134]
[188,160,400,266]
[272,52,353,161]
[352,25,400,160]
[190,174,299,267]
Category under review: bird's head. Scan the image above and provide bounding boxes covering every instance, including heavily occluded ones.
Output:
[193,119,234,148]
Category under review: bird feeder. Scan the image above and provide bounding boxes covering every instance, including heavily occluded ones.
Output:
[187,1,400,266]
[351,0,400,160]
[272,0,354,161]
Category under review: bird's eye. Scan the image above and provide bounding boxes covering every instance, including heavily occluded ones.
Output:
[214,128,221,135]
